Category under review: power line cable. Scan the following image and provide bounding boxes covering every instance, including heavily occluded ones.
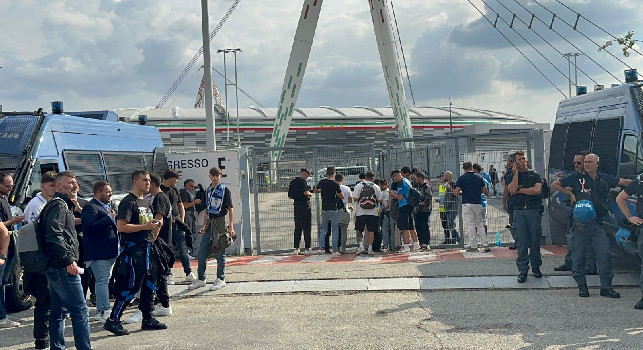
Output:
[553,0,643,57]
[493,0,598,85]
[510,0,622,84]
[389,0,416,107]
[466,0,566,97]
[480,0,569,82]
[530,0,631,70]
[211,66,265,108]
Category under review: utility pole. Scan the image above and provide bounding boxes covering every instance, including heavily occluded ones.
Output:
[449,97,453,132]
[563,53,581,97]
[218,48,242,146]
[201,0,216,151]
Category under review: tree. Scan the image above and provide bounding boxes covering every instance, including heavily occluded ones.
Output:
[599,31,636,57]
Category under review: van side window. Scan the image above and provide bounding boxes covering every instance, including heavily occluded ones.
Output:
[103,152,146,193]
[619,134,643,179]
[63,151,106,197]
[563,120,593,172]
[548,123,568,171]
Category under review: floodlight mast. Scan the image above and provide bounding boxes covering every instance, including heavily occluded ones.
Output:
[269,0,414,159]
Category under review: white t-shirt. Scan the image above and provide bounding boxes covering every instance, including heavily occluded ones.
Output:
[339,184,352,205]
[381,188,390,209]
[352,181,382,216]
[23,192,48,223]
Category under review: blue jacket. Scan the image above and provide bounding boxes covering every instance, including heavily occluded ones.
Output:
[81,198,119,261]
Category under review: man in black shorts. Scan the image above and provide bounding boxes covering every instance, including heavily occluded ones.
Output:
[352,172,382,255]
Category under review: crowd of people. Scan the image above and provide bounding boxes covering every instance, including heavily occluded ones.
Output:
[0,166,236,349]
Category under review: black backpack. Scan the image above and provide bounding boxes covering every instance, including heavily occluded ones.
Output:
[406,186,423,208]
[358,183,377,209]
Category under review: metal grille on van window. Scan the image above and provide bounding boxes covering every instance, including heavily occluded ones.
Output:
[591,117,622,176]
[152,148,169,175]
[630,87,643,122]
[103,153,146,193]
[62,152,106,197]
[563,120,594,172]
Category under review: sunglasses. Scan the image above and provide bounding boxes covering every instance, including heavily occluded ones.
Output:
[574,161,583,165]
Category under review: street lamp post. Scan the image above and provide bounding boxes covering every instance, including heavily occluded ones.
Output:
[218,48,242,146]
[449,97,453,132]
[201,0,216,151]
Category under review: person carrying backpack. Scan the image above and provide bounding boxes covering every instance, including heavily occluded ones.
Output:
[390,167,420,253]
[353,172,382,255]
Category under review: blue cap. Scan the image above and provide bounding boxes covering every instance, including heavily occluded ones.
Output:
[615,228,631,249]
[573,200,595,223]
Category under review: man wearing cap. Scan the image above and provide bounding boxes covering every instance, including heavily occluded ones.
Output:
[615,174,643,309]
[288,168,313,254]
[552,154,630,298]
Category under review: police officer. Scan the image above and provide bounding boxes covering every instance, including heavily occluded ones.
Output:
[506,151,543,283]
[552,154,630,298]
[288,168,313,254]
[615,174,643,309]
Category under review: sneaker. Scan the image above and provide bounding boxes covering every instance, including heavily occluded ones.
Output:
[355,246,365,255]
[93,310,110,322]
[517,274,527,283]
[123,310,142,324]
[465,247,478,253]
[553,264,571,272]
[293,248,300,255]
[185,272,198,283]
[166,274,175,285]
[508,243,517,250]
[103,319,130,336]
[367,250,374,256]
[188,279,207,290]
[305,249,314,255]
[419,244,428,250]
[141,317,167,331]
[89,293,97,307]
[210,278,227,291]
[332,250,341,255]
[411,243,421,251]
[188,254,197,260]
[152,305,172,317]
[599,288,620,298]
[317,248,325,255]
[578,284,589,297]
[0,318,19,328]
[532,268,543,278]
[396,246,410,254]
[483,246,491,253]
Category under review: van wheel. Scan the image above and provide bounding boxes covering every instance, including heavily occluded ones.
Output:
[5,255,34,312]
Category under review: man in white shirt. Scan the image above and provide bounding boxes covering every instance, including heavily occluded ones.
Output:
[24,171,58,223]
[353,172,383,255]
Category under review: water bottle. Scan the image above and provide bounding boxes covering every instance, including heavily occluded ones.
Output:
[495,231,502,247]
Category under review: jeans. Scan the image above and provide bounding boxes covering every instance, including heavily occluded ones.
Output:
[89,259,115,313]
[319,210,339,251]
[440,211,459,243]
[638,237,643,294]
[293,203,312,249]
[570,222,613,288]
[197,216,226,281]
[414,211,430,245]
[462,204,486,247]
[381,215,393,250]
[185,210,197,253]
[0,260,7,320]
[513,209,543,274]
[45,268,91,350]
[173,223,193,276]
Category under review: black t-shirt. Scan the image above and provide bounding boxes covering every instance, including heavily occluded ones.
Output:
[152,191,172,243]
[505,170,543,209]
[455,172,485,205]
[0,196,13,230]
[315,178,341,211]
[560,172,620,221]
[180,188,195,212]
[117,192,155,243]
[288,177,310,203]
[160,184,180,221]
[623,178,643,217]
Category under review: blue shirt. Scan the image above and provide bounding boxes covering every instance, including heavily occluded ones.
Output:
[455,172,485,205]
[397,177,412,207]
[481,177,490,208]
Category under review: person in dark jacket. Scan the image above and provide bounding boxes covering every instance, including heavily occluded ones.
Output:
[42,171,92,350]
[81,180,118,322]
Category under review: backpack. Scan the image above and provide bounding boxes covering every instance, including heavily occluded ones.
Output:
[16,198,63,273]
[406,186,424,208]
[358,183,377,209]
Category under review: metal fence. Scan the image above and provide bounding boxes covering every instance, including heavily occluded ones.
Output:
[250,131,543,254]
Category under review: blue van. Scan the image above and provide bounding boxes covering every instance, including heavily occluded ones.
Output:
[0,105,168,312]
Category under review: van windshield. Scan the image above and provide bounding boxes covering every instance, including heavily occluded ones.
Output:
[0,114,40,169]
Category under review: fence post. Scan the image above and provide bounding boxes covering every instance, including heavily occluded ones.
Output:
[252,148,262,254]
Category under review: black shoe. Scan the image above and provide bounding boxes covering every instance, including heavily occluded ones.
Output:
[141,317,167,331]
[634,298,643,310]
[104,319,130,336]
[553,264,571,272]
[508,244,517,250]
[517,274,527,283]
[578,284,589,297]
[532,268,542,278]
[599,288,620,299]
[89,293,97,307]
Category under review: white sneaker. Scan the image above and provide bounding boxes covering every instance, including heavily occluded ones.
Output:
[0,317,20,327]
[367,250,374,256]
[185,272,198,283]
[123,310,142,324]
[92,310,110,322]
[188,279,207,290]
[293,248,300,255]
[331,250,341,255]
[188,254,197,260]
[396,246,411,254]
[411,242,421,251]
[166,274,175,285]
[304,249,314,255]
[152,305,172,317]
[355,246,365,255]
[209,278,227,291]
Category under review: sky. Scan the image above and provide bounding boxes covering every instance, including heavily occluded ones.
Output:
[1,0,642,126]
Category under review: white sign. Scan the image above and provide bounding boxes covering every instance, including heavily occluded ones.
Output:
[167,151,242,224]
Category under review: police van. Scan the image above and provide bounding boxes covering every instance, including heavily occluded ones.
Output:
[548,70,642,252]
[0,102,168,312]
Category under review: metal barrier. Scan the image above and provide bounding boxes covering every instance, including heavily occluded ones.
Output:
[250,131,545,253]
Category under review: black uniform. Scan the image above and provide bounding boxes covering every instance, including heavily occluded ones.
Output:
[288,177,311,250]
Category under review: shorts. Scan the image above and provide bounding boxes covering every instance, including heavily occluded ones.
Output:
[355,215,379,233]
[397,205,415,231]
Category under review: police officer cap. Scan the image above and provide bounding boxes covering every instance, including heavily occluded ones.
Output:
[573,200,596,223]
